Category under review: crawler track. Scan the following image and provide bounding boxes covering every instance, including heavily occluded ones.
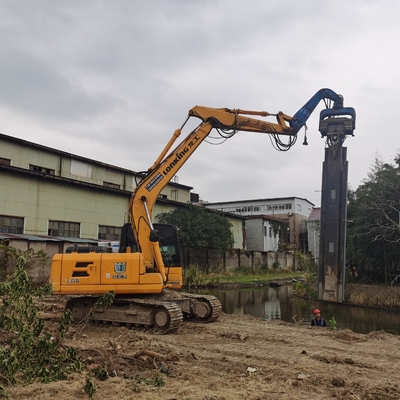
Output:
[65,290,222,334]
[179,293,223,322]
[66,296,183,334]
[145,290,223,322]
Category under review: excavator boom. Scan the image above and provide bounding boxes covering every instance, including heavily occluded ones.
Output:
[50,88,355,333]
[131,89,355,282]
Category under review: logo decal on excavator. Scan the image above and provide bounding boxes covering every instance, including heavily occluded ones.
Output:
[114,262,126,274]
[162,135,201,176]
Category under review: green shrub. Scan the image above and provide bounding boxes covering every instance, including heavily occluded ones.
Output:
[329,317,337,331]
[0,252,83,393]
[293,272,317,298]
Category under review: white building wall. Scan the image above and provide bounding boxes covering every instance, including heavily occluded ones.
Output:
[205,197,314,218]
[0,135,245,247]
[246,218,280,252]
[229,219,244,249]
[205,197,313,250]
[0,169,199,241]
[307,220,320,261]
[264,221,280,252]
[0,171,128,238]
[1,135,191,203]
[246,219,263,251]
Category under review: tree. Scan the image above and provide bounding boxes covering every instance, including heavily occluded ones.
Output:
[156,205,234,270]
[347,152,400,283]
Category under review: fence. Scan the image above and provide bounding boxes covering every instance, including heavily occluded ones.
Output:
[182,248,298,272]
[0,237,299,284]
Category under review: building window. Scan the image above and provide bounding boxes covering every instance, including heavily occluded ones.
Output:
[0,215,24,233]
[0,157,11,166]
[269,227,272,237]
[29,164,55,175]
[285,204,292,210]
[98,225,122,241]
[103,181,121,189]
[48,220,80,238]
[331,188,337,200]
[297,204,301,212]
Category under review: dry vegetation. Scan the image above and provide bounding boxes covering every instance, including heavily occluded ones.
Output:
[2,254,400,400]
[4,295,400,400]
[345,283,400,308]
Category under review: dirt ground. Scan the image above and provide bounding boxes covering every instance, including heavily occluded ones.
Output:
[7,296,400,400]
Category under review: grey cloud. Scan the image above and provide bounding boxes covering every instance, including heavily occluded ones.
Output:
[0,56,123,120]
[0,0,399,206]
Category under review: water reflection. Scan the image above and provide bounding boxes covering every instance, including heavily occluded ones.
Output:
[191,285,400,334]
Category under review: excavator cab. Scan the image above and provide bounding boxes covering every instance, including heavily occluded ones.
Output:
[119,222,182,268]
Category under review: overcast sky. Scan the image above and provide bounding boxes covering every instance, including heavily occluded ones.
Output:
[1,1,398,206]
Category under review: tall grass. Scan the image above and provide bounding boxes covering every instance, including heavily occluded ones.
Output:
[348,288,400,308]
[182,263,304,288]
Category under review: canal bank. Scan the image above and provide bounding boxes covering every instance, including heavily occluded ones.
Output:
[5,273,400,399]
[188,278,400,334]
[186,272,400,310]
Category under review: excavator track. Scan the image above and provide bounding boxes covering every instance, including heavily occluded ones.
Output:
[180,293,223,322]
[148,290,223,322]
[65,296,183,334]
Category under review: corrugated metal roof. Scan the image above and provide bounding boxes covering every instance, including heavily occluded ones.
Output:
[0,233,52,241]
[0,233,98,243]
[52,236,99,244]
[0,132,192,190]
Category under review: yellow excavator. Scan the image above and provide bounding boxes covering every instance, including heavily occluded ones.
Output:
[50,89,355,333]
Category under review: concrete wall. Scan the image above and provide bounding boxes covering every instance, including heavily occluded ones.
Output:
[0,238,96,283]
[185,248,297,272]
[0,238,297,284]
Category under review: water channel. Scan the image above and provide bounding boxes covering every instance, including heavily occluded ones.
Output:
[191,284,400,334]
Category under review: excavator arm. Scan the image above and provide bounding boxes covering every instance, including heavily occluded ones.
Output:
[129,108,294,283]
[129,89,355,285]
[49,88,355,332]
